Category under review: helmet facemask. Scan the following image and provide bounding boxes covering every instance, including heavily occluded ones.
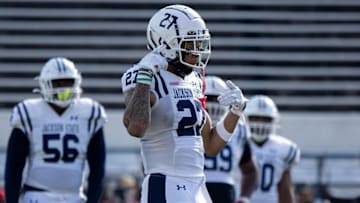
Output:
[35,57,82,108]
[39,78,81,108]
[244,95,280,143]
[176,31,211,69]
[149,28,211,70]
[247,116,275,143]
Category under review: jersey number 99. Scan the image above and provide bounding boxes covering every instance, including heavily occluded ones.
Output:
[204,145,233,172]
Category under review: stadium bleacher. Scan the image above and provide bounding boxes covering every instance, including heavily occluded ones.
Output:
[1,0,360,111]
[0,0,359,199]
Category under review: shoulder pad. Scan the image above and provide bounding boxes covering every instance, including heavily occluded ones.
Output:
[121,65,141,93]
[75,98,107,134]
[9,98,41,135]
[272,135,301,166]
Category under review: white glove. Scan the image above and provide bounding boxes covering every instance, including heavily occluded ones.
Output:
[138,45,168,74]
[217,80,248,116]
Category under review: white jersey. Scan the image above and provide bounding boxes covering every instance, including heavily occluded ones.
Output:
[122,66,206,177]
[249,134,300,203]
[10,98,107,193]
[204,121,249,185]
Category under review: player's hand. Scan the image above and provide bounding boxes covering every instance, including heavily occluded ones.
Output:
[138,45,168,74]
[217,80,247,116]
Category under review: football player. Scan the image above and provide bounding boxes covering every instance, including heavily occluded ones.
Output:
[204,76,258,203]
[121,5,247,203]
[5,57,107,203]
[244,95,301,203]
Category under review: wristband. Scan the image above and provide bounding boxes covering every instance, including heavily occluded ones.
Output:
[216,118,233,142]
[136,68,153,86]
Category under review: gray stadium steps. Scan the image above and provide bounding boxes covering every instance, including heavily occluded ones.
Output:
[4,35,360,48]
[1,0,360,111]
[3,63,360,78]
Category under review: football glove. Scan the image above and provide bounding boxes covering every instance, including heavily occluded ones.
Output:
[217,80,247,116]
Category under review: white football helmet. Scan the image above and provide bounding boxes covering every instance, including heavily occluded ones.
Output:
[244,95,279,142]
[147,4,211,70]
[204,76,229,124]
[35,57,82,108]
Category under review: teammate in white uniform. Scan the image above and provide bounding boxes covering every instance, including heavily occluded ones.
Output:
[204,76,257,203]
[121,5,248,203]
[5,57,107,203]
[244,95,301,203]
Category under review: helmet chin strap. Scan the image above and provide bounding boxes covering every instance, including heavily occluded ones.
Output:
[169,50,198,77]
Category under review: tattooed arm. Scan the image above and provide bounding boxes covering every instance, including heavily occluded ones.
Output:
[123,84,156,138]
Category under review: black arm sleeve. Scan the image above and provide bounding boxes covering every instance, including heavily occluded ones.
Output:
[239,140,252,165]
[5,128,29,203]
[86,127,106,203]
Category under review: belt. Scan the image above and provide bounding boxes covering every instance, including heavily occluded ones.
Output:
[23,184,47,192]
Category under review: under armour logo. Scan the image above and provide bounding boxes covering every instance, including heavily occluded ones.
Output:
[176,184,186,190]
[70,115,78,120]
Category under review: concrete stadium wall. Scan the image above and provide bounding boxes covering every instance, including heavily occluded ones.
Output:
[1,110,359,153]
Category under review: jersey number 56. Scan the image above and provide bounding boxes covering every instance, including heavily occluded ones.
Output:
[43,134,79,163]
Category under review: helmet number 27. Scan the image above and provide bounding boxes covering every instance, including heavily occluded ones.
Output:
[160,13,178,30]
